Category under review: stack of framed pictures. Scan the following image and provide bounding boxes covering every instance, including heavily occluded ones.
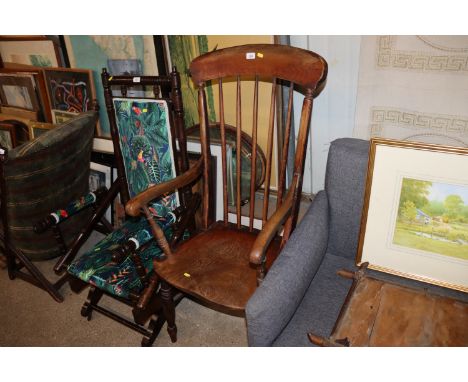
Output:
[0,66,53,122]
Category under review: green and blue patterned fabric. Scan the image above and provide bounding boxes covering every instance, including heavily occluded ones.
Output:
[68,213,174,298]
[114,98,179,217]
[67,99,181,298]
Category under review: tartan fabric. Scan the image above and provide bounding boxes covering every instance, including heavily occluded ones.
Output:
[2,112,98,260]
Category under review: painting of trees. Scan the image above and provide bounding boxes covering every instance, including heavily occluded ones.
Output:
[398,178,432,214]
[393,177,468,261]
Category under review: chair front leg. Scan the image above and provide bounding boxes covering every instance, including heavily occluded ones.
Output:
[160,280,177,343]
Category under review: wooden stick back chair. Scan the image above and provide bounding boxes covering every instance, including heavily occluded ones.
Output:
[125,44,328,342]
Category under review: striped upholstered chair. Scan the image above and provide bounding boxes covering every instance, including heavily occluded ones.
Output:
[0,111,105,302]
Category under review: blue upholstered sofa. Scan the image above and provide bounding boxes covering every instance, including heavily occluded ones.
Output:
[246,138,468,346]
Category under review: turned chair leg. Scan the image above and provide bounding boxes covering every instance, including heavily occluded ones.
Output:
[81,286,103,321]
[160,281,177,343]
[141,313,166,347]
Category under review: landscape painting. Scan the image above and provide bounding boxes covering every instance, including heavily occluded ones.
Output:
[393,177,468,261]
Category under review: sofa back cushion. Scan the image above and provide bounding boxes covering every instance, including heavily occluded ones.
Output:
[325,138,369,259]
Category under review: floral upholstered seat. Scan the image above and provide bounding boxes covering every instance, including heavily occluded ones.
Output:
[68,98,180,298]
[68,214,174,298]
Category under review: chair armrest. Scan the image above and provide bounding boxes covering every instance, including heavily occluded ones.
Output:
[249,185,295,265]
[34,188,107,233]
[245,190,329,346]
[125,158,203,217]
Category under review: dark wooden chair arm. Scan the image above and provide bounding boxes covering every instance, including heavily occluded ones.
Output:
[126,158,203,217]
[249,186,295,265]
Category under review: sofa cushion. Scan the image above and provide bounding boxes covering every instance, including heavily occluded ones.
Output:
[246,191,329,346]
[273,253,355,346]
[325,138,369,260]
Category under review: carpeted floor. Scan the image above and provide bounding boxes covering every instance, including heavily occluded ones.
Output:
[0,233,248,347]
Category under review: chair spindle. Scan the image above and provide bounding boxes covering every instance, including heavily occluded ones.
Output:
[219,79,228,225]
[262,79,277,227]
[277,83,294,208]
[236,76,242,229]
[249,76,259,232]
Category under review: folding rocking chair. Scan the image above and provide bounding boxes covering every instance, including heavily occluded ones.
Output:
[66,68,199,346]
[0,111,110,302]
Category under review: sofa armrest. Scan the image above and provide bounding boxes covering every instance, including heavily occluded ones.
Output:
[245,190,329,346]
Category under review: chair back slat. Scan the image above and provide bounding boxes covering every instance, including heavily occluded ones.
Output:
[249,76,259,232]
[277,83,294,208]
[236,76,242,229]
[189,44,327,233]
[262,79,277,227]
[218,79,229,225]
[120,85,127,97]
[198,85,212,229]
[153,85,161,98]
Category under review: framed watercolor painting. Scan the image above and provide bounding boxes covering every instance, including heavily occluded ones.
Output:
[0,73,40,112]
[357,138,468,292]
[0,66,52,122]
[0,36,62,67]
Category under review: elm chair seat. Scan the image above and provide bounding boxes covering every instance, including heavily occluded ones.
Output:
[153,222,281,312]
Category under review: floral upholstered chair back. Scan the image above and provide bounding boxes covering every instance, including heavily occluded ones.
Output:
[113,98,179,218]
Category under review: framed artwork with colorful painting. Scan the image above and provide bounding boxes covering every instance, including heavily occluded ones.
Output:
[357,138,468,292]
[43,68,100,135]
[0,36,62,67]
[63,35,161,138]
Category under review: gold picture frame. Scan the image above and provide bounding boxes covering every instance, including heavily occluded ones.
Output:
[0,121,17,149]
[28,121,55,140]
[357,138,468,292]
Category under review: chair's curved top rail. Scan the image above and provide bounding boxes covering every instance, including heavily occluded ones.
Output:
[190,44,327,91]
[102,68,172,87]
